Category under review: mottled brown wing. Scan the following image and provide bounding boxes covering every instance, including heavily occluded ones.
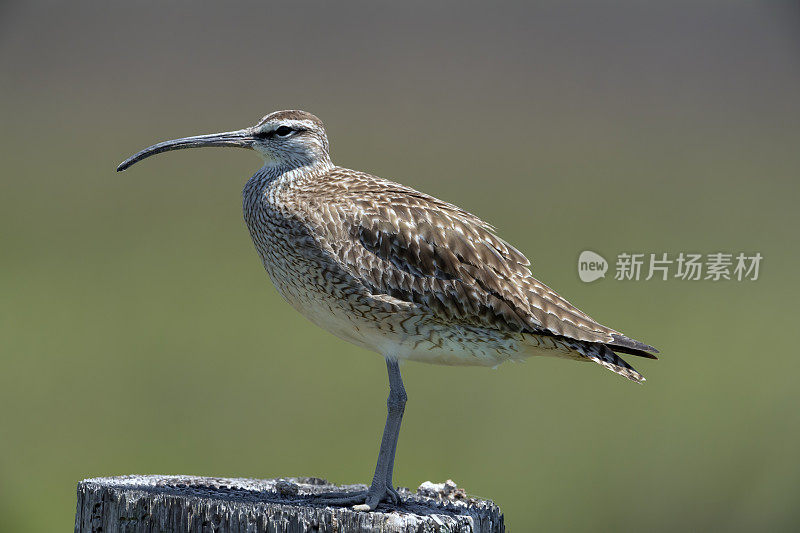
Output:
[296,169,655,352]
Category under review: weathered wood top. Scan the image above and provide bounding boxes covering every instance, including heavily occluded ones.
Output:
[75,475,504,533]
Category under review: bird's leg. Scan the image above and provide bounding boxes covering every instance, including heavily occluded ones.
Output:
[312,357,406,511]
[357,356,406,509]
[380,357,406,503]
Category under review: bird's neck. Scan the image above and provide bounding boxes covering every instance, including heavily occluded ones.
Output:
[245,158,333,197]
[259,157,333,183]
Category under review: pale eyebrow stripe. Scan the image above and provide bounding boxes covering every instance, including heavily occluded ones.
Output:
[260,120,316,132]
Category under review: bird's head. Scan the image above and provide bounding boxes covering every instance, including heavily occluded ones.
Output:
[117,110,331,173]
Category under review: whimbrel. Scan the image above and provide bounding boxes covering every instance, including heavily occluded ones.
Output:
[118,110,658,511]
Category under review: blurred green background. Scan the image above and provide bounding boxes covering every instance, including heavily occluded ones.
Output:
[1,2,799,531]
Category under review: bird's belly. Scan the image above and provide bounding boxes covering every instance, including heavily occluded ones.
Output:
[254,243,515,364]
[253,241,576,367]
[287,292,531,367]
[245,205,578,367]
[268,277,536,367]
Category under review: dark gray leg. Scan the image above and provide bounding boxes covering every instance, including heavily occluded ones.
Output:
[313,357,406,511]
[384,359,406,494]
[357,357,406,509]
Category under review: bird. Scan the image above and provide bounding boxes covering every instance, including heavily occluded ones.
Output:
[118,109,658,511]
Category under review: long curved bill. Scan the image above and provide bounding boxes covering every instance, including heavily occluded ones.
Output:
[117,128,256,172]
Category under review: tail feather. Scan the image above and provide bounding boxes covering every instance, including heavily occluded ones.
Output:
[609,333,659,359]
[607,343,659,360]
[572,341,645,383]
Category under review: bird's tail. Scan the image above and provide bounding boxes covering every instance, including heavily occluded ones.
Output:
[572,341,645,383]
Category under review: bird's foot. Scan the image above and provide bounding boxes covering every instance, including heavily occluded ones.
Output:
[311,483,401,511]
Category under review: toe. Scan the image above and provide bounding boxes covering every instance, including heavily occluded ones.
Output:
[386,486,401,504]
[311,489,368,507]
[363,492,381,510]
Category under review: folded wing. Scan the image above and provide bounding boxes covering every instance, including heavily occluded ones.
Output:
[295,169,657,358]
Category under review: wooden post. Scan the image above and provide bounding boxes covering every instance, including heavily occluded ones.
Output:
[75,475,504,533]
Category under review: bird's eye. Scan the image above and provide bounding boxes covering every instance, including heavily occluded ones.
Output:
[275,126,293,137]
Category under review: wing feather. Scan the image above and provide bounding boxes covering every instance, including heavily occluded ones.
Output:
[294,168,656,353]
